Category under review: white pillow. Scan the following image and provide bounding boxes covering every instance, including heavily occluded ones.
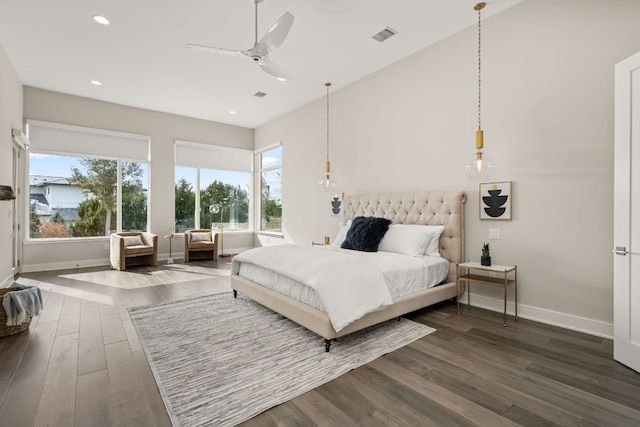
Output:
[378,224,445,257]
[191,232,211,242]
[378,224,429,257]
[423,225,445,257]
[123,235,144,247]
[331,220,353,246]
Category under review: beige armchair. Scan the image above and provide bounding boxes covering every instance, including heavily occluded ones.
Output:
[110,232,158,271]
[184,229,218,262]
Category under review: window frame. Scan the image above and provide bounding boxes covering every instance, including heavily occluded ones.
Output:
[174,140,253,234]
[26,121,150,240]
[255,142,283,236]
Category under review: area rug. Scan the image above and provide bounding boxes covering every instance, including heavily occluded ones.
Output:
[128,292,436,427]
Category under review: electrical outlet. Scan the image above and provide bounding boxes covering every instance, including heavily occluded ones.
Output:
[103,243,109,250]
[489,228,500,239]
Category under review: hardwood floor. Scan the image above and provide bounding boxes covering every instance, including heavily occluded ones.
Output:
[1,262,639,426]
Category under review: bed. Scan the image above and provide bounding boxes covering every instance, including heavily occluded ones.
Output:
[231,190,467,351]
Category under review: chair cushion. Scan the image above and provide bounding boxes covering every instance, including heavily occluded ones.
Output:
[124,245,154,256]
[189,241,215,250]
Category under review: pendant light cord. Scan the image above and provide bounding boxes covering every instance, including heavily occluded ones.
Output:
[477,3,482,131]
[325,82,331,163]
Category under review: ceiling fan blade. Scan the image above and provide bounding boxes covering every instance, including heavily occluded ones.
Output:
[186,43,242,57]
[259,58,291,81]
[259,12,294,51]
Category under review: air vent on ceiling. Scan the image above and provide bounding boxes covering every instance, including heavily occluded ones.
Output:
[372,27,397,43]
[253,91,267,98]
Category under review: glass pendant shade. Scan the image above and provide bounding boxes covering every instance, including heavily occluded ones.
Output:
[464,149,496,181]
[464,129,495,181]
[319,160,337,191]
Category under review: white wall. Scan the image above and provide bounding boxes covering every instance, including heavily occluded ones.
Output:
[254,0,640,337]
[22,88,255,271]
[0,43,24,285]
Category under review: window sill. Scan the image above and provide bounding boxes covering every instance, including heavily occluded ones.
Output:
[255,231,284,239]
[24,236,109,245]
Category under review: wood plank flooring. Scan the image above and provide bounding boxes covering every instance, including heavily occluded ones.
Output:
[1,261,638,426]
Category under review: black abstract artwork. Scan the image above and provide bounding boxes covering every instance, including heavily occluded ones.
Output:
[480,182,512,220]
[483,189,507,217]
[331,195,342,215]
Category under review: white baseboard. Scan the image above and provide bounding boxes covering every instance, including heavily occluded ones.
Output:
[460,292,613,339]
[21,248,254,273]
[2,273,16,287]
[20,258,110,273]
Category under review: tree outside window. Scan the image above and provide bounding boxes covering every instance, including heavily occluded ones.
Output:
[175,166,250,232]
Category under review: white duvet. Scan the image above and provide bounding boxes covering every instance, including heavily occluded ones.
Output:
[231,244,393,332]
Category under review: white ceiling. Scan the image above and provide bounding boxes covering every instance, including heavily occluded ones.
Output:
[0,0,522,129]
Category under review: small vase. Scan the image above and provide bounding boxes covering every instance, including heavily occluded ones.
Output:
[481,256,492,266]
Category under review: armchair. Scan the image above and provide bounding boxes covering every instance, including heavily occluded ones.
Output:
[110,232,158,271]
[184,229,218,262]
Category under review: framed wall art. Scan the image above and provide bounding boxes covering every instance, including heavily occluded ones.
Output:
[479,181,512,220]
[330,192,343,216]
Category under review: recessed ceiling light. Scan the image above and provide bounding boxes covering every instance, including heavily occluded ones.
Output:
[229,110,237,115]
[90,80,102,86]
[93,15,110,26]
[277,77,287,82]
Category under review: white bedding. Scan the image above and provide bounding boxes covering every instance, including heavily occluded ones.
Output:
[232,244,449,332]
[232,244,394,332]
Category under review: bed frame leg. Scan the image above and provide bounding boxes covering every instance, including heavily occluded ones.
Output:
[324,339,332,352]
[233,290,237,298]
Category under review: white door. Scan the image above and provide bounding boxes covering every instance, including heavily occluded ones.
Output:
[11,130,28,276]
[614,51,640,373]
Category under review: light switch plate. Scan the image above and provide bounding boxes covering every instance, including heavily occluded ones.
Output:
[489,228,500,239]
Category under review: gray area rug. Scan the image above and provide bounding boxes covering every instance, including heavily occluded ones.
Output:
[129,292,436,427]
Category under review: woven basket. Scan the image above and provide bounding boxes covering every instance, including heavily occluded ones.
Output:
[0,288,31,337]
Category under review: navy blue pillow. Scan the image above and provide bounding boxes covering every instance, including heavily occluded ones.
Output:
[340,216,392,252]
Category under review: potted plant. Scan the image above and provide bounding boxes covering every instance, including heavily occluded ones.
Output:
[481,243,492,266]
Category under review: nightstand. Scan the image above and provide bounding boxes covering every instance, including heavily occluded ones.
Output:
[456,262,518,326]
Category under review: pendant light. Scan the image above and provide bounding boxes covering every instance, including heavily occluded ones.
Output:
[319,82,337,191]
[464,2,496,182]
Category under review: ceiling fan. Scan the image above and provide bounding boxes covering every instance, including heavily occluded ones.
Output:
[186,0,294,81]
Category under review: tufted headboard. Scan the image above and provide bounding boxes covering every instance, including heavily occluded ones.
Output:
[342,190,467,283]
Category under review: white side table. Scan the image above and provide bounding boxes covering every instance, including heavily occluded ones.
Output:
[456,262,518,326]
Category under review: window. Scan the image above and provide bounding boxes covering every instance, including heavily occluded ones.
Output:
[174,141,252,233]
[27,121,149,239]
[257,145,282,233]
